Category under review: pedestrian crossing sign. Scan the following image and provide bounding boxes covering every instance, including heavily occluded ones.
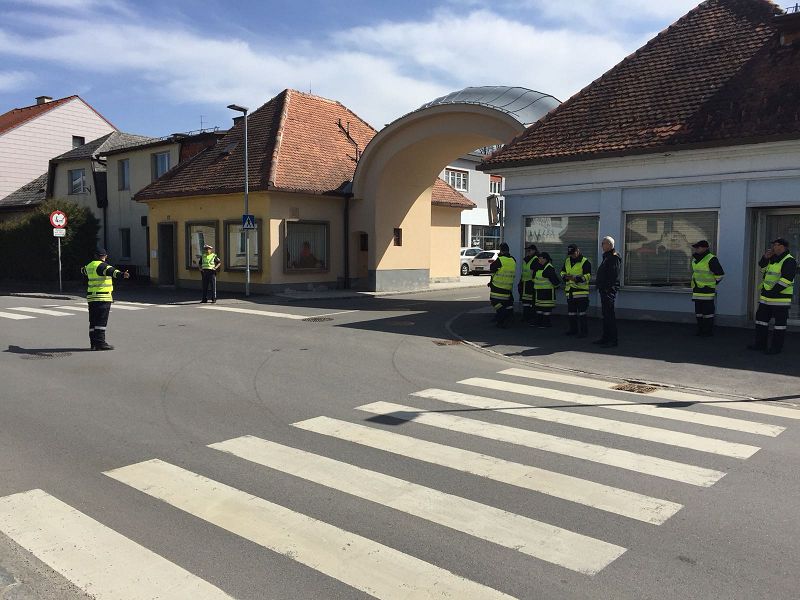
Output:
[242,214,256,230]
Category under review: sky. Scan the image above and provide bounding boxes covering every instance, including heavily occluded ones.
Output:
[0,0,701,137]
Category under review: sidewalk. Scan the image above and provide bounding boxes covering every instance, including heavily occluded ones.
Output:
[448,307,800,402]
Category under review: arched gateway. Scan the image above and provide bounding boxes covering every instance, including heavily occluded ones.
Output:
[350,86,560,291]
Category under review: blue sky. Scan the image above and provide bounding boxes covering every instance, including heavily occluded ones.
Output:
[0,0,699,137]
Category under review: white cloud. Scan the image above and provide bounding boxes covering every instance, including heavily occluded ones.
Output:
[0,1,698,128]
[0,69,34,92]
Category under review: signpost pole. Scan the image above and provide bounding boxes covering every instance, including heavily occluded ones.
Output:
[57,237,62,293]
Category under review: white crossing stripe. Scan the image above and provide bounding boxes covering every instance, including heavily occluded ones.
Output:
[211,436,627,574]
[106,459,516,599]
[498,368,800,423]
[293,416,682,524]
[197,305,308,319]
[108,304,148,311]
[0,489,234,599]
[489,370,785,436]
[6,307,74,316]
[0,310,36,320]
[115,301,156,306]
[53,305,89,312]
[355,402,726,487]
[415,388,759,459]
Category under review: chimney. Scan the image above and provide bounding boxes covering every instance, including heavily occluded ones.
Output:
[232,116,244,125]
[35,95,53,105]
[774,7,800,47]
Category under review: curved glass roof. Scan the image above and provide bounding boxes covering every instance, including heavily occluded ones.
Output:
[413,86,561,126]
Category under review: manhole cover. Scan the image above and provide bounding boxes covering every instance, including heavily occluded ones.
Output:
[613,383,658,394]
[20,351,72,360]
[433,339,461,346]
[302,316,333,322]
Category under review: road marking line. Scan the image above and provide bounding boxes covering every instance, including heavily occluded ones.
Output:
[490,370,785,436]
[355,402,725,487]
[499,368,800,423]
[0,310,36,320]
[211,436,626,574]
[292,416,681,524]
[108,304,148,311]
[105,459,515,599]
[455,296,482,300]
[312,310,359,317]
[53,305,89,312]
[196,305,307,319]
[115,301,156,306]
[0,489,234,599]
[6,307,74,316]
[418,388,759,459]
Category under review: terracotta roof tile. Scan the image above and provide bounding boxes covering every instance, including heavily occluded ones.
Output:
[481,0,785,169]
[136,90,378,200]
[431,178,476,209]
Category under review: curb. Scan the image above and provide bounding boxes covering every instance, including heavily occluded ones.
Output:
[443,308,760,402]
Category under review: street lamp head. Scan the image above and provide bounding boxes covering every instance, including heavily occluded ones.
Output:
[227,104,249,114]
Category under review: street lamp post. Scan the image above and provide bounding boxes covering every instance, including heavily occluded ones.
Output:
[227,103,250,297]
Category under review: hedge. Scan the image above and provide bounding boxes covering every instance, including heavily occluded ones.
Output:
[0,199,100,281]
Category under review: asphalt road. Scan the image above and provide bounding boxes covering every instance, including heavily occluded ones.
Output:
[1,288,799,599]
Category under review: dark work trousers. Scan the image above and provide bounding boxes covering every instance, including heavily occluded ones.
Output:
[88,301,111,347]
[522,281,535,323]
[567,296,590,337]
[694,299,715,336]
[599,290,617,343]
[754,303,789,352]
[201,269,217,302]
[491,297,514,327]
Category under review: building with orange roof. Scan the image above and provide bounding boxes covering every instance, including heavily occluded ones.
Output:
[0,95,116,201]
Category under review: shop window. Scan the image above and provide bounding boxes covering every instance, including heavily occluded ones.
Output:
[223,219,261,271]
[185,221,218,269]
[285,221,329,272]
[624,211,718,287]
[523,215,599,268]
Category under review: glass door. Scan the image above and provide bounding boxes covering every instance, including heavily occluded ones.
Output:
[755,211,800,321]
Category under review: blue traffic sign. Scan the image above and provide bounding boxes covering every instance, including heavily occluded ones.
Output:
[242,214,256,229]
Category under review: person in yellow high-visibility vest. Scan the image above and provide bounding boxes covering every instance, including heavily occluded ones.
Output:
[690,240,725,337]
[748,238,796,354]
[561,244,592,338]
[532,252,560,328]
[81,248,129,351]
[489,242,516,328]
[199,244,221,303]
[518,244,538,324]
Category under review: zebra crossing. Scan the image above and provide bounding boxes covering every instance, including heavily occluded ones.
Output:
[0,366,796,598]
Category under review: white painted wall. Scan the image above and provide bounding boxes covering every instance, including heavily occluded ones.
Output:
[0,98,115,199]
[492,140,800,325]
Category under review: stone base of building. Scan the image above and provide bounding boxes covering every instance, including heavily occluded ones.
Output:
[369,269,430,292]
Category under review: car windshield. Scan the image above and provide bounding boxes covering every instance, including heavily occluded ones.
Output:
[475,252,495,259]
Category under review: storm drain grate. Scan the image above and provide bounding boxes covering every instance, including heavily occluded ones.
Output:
[612,382,658,394]
[302,316,334,322]
[20,351,72,360]
[433,339,462,346]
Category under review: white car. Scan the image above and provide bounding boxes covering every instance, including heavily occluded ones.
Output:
[460,247,483,276]
[470,250,500,275]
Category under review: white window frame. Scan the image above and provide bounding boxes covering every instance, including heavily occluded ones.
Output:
[151,151,170,180]
[118,158,130,191]
[445,168,469,192]
[489,177,503,194]
[68,168,85,194]
[622,208,720,291]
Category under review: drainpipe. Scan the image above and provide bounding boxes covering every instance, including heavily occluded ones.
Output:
[343,193,352,289]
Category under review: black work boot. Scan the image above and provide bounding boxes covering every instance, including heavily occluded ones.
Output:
[577,316,589,339]
[565,315,578,336]
[89,330,98,350]
[695,317,704,336]
[703,317,715,337]
[766,330,785,355]
[747,325,768,351]
[93,330,114,351]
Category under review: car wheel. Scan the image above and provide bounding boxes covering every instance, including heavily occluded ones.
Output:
[460,263,470,276]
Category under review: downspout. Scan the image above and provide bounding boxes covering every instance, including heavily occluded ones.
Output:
[343,192,352,289]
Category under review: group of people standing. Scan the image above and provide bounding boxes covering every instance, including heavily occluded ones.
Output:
[488,236,796,354]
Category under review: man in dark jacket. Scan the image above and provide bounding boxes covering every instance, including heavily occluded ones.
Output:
[593,236,622,348]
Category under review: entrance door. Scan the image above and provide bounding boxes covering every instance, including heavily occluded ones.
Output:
[754,210,800,322]
[157,222,176,286]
